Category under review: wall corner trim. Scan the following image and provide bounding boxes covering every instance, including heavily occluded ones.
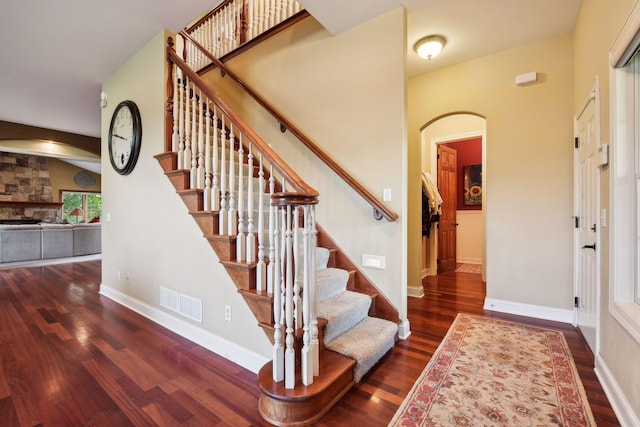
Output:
[99,284,269,374]
[595,353,640,427]
[483,298,573,324]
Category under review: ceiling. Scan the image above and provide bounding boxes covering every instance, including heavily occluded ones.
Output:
[1,0,582,143]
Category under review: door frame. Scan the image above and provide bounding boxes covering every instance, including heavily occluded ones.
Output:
[573,75,601,354]
[429,130,486,281]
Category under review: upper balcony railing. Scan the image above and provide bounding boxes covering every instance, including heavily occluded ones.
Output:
[185,0,305,71]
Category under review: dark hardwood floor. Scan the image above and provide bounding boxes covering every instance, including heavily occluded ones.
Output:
[0,261,619,426]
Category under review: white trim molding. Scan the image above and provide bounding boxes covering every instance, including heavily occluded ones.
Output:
[595,353,640,427]
[398,318,411,340]
[484,298,573,324]
[100,284,269,374]
[407,284,425,298]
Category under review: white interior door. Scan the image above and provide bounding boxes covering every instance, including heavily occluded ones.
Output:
[575,80,600,354]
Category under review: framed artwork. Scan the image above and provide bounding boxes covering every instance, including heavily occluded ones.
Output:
[463,164,482,206]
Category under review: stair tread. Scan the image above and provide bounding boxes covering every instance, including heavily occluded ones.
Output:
[258,349,355,399]
[316,267,349,301]
[325,316,397,383]
[318,291,371,343]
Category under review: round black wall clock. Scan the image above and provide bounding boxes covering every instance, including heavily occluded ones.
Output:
[108,100,142,175]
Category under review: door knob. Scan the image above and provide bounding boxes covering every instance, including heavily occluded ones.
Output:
[582,243,596,251]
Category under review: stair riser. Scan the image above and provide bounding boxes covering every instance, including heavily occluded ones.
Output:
[167,171,190,191]
[206,236,236,261]
[191,213,219,235]
[179,192,203,212]
[240,294,273,325]
[155,152,177,172]
[258,364,354,427]
[221,263,256,291]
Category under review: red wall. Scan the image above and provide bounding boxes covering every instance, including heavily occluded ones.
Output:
[444,137,482,210]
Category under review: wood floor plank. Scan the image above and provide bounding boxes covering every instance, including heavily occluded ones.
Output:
[0,261,620,426]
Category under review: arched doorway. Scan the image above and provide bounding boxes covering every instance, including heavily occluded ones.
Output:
[420,113,486,282]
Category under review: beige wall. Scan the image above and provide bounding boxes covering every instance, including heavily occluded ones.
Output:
[409,33,575,311]
[202,9,409,320]
[101,31,272,367]
[574,0,640,420]
[48,158,101,201]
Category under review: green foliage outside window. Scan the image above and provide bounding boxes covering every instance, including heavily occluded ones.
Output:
[62,192,101,224]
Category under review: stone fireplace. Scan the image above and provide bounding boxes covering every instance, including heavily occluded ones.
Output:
[0,153,61,223]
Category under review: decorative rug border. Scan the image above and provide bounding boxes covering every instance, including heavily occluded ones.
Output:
[389,313,597,426]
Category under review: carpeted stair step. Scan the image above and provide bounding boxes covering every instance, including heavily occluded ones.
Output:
[325,316,397,383]
[316,246,330,270]
[317,268,349,301]
[318,291,371,342]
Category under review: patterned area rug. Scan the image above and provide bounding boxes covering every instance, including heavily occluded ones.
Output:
[455,263,482,274]
[389,314,596,426]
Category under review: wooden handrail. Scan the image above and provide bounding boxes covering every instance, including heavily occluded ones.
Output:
[180,30,399,222]
[167,42,318,203]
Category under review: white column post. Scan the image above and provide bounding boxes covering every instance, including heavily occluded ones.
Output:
[272,205,284,382]
[256,153,266,291]
[236,135,246,262]
[246,144,256,263]
[218,115,228,234]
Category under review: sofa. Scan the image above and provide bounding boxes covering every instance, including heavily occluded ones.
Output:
[0,223,101,263]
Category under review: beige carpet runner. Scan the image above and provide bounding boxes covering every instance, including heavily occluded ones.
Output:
[389,314,596,426]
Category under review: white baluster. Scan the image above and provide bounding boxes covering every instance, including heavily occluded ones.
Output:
[272,205,284,382]
[284,205,295,389]
[301,204,313,385]
[236,135,246,262]
[219,115,228,234]
[246,144,256,263]
[267,166,276,295]
[183,79,192,174]
[310,205,319,376]
[259,0,266,34]
[247,0,254,41]
[196,90,205,189]
[256,153,266,291]
[227,124,237,235]
[204,101,212,210]
[269,0,276,28]
[171,65,179,153]
[211,107,220,211]
[190,85,198,189]
[274,0,281,26]
[177,69,185,168]
[293,206,301,330]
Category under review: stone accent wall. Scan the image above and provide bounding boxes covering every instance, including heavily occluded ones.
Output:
[0,153,59,222]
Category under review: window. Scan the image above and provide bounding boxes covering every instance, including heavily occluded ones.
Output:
[62,191,102,224]
[610,2,640,344]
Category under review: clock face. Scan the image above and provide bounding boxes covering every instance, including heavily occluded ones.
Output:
[108,100,141,175]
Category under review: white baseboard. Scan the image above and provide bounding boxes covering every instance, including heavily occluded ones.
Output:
[407,284,424,298]
[483,298,573,324]
[99,284,269,374]
[595,353,640,427]
[456,257,482,264]
[398,319,411,340]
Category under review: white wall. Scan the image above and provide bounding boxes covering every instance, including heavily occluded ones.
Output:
[456,211,483,264]
[100,31,271,372]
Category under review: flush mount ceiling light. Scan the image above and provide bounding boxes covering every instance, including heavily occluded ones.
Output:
[414,35,447,60]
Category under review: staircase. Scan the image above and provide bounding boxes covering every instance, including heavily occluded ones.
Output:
[157,3,400,424]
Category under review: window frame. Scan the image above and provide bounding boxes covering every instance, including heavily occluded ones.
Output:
[610,2,640,345]
[60,190,102,224]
